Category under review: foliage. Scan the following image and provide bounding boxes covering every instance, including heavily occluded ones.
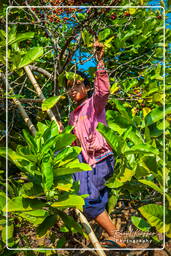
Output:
[0,121,91,248]
[0,0,170,251]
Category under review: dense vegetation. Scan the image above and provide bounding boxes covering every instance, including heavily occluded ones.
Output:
[0,0,171,255]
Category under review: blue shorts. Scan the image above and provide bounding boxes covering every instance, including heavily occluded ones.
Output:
[72,153,114,220]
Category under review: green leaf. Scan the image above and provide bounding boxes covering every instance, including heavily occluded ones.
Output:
[2,223,14,247]
[113,99,131,121]
[123,144,159,155]
[18,47,43,69]
[97,122,123,154]
[58,71,66,87]
[138,179,163,195]
[16,145,37,162]
[123,126,143,145]
[37,122,49,134]
[98,28,111,41]
[104,36,115,48]
[42,96,65,111]
[55,133,76,151]
[22,129,37,153]
[0,192,6,211]
[139,204,171,236]
[0,147,36,174]
[51,194,85,210]
[41,155,53,192]
[122,30,137,41]
[56,209,84,235]
[107,194,119,214]
[3,197,46,212]
[54,146,81,166]
[19,182,43,199]
[118,168,135,183]
[57,237,67,247]
[81,29,93,46]
[37,215,57,237]
[131,216,151,232]
[65,72,83,81]
[144,105,171,127]
[54,162,91,177]
[8,32,34,45]
[19,209,48,226]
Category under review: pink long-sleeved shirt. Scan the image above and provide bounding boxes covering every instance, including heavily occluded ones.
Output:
[68,60,113,167]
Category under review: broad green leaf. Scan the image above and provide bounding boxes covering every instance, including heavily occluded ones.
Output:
[42,96,65,111]
[42,121,59,142]
[41,155,53,192]
[131,216,150,232]
[144,105,171,127]
[97,122,123,154]
[0,192,6,211]
[37,215,57,237]
[19,209,48,226]
[129,8,137,14]
[143,107,151,118]
[56,183,73,192]
[135,161,150,179]
[81,29,93,46]
[110,82,119,94]
[55,133,76,151]
[3,197,46,212]
[138,179,163,195]
[58,71,66,87]
[8,32,34,45]
[2,223,14,247]
[0,217,6,230]
[16,145,37,162]
[107,194,119,214]
[123,126,143,145]
[139,204,171,236]
[57,237,67,248]
[112,99,132,121]
[54,162,91,177]
[19,182,43,198]
[104,36,115,48]
[37,122,49,134]
[118,168,135,183]
[56,209,84,235]
[65,72,83,81]
[40,135,58,155]
[122,30,137,41]
[18,47,43,69]
[106,110,131,134]
[123,144,159,155]
[22,129,37,153]
[51,194,85,210]
[0,147,36,174]
[0,29,6,40]
[98,28,111,41]
[54,146,81,166]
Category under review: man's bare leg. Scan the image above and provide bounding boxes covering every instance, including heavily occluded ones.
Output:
[94,210,126,247]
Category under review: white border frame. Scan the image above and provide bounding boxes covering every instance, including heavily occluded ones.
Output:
[6,5,165,251]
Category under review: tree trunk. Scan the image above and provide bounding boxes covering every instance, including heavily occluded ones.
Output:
[24,65,63,132]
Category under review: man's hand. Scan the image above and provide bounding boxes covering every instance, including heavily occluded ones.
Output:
[94,40,104,62]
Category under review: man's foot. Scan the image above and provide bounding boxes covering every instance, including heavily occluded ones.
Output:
[101,232,127,248]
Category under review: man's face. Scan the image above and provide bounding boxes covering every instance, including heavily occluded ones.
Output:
[67,79,88,102]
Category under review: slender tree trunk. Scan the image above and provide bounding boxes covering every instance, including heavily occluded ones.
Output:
[75,209,107,256]
[0,72,36,136]
[24,65,63,132]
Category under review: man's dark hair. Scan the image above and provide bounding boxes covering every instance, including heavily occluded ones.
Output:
[76,71,90,87]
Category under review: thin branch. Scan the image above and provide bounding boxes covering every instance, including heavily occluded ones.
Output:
[29,65,52,79]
